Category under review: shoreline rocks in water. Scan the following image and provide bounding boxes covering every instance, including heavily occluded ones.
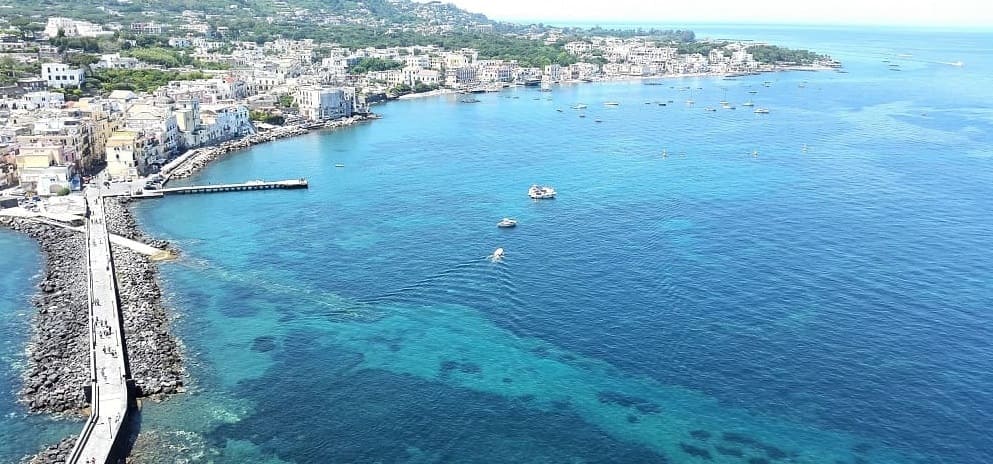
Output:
[166,114,376,179]
[103,197,185,398]
[0,217,90,416]
[23,436,77,464]
[3,197,186,462]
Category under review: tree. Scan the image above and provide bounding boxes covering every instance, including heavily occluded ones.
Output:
[390,83,412,95]
[67,53,100,68]
[349,57,404,74]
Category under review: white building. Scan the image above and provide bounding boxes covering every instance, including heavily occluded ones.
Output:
[43,17,114,38]
[200,104,253,142]
[0,91,65,110]
[295,87,354,121]
[18,166,72,196]
[403,54,431,69]
[445,67,478,87]
[92,53,143,70]
[168,37,192,48]
[124,104,181,161]
[41,63,85,89]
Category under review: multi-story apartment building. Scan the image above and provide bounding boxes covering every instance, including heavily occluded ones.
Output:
[295,87,355,121]
[41,63,85,89]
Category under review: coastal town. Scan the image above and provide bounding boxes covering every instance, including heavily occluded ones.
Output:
[0,11,838,200]
[0,2,842,462]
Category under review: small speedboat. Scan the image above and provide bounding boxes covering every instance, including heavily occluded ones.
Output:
[335,164,345,168]
[529,184,556,199]
[490,247,505,262]
[497,218,518,228]
[604,101,620,106]
[754,108,770,114]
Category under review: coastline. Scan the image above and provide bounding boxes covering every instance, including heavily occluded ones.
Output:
[0,112,377,462]
[396,88,459,100]
[1,61,834,463]
[583,64,838,84]
[164,113,377,181]
[1,201,185,463]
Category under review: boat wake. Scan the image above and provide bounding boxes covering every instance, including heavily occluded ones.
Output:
[358,256,525,310]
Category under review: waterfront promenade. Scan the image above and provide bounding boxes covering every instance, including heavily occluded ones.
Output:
[66,188,132,464]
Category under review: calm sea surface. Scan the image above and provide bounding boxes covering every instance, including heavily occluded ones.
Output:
[2,26,992,463]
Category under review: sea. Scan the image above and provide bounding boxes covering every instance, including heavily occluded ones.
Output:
[1,25,992,463]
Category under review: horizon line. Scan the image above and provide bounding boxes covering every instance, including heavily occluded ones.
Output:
[485,18,993,32]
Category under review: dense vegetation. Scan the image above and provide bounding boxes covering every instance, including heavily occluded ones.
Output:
[433,33,575,68]
[0,56,40,85]
[677,41,729,56]
[747,45,826,65]
[121,47,195,68]
[583,27,695,42]
[250,110,286,125]
[49,35,102,53]
[348,58,404,74]
[87,69,207,92]
[389,81,439,96]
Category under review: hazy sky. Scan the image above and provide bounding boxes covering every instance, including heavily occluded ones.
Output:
[435,0,993,28]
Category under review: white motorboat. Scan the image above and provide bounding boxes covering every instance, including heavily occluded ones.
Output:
[497,218,518,228]
[528,184,556,199]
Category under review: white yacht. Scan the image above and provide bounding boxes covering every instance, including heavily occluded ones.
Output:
[497,218,518,228]
[528,184,557,199]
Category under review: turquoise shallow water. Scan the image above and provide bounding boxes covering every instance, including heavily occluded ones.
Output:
[0,233,80,462]
[3,26,993,463]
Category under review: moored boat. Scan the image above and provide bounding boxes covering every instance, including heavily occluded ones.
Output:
[529,184,556,199]
[497,218,518,228]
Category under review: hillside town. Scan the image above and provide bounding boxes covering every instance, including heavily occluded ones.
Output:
[0,14,837,200]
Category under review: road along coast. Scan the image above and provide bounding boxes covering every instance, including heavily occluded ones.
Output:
[165,114,377,180]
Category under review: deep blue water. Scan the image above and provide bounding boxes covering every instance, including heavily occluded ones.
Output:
[3,26,993,463]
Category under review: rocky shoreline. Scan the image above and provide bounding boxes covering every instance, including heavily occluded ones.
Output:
[0,217,90,416]
[166,113,377,180]
[2,197,186,463]
[103,197,185,399]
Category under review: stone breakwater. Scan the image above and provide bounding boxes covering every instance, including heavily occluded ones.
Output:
[1,208,185,414]
[103,197,185,398]
[0,217,90,415]
[167,114,376,179]
[24,437,76,464]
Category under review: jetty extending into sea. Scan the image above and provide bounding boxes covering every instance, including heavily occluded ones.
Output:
[65,191,134,464]
[47,176,310,462]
